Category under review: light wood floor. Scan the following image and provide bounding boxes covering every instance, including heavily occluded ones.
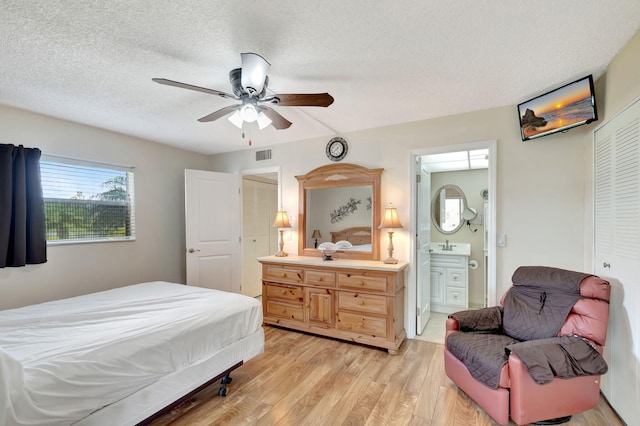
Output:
[151,326,622,426]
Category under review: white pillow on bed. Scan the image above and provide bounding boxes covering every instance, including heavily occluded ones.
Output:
[334,240,353,250]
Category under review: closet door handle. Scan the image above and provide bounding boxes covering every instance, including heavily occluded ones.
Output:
[603,262,611,268]
[188,248,200,253]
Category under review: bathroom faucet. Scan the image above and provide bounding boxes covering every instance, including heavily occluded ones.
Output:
[440,240,455,251]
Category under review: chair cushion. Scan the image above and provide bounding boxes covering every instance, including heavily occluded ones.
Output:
[446,332,520,389]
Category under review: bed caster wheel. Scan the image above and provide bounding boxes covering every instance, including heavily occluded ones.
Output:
[218,373,232,397]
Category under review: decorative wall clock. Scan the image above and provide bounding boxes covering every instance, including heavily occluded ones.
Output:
[326,137,348,162]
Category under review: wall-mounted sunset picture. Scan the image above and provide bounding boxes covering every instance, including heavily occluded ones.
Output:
[518,75,598,141]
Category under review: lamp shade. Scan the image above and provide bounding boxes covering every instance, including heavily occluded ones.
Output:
[256,111,272,129]
[273,210,292,229]
[379,205,403,229]
[227,109,243,128]
[311,229,322,239]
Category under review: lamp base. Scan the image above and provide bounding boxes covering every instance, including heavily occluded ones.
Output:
[383,257,398,264]
[275,250,288,257]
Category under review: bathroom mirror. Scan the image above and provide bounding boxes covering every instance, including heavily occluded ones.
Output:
[431,184,468,234]
[296,163,383,260]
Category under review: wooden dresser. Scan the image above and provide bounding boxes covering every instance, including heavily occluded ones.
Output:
[258,255,407,354]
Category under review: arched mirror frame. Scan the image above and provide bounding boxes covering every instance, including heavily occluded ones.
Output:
[296,163,383,260]
[431,184,468,234]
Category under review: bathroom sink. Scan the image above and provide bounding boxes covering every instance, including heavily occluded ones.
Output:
[431,243,471,256]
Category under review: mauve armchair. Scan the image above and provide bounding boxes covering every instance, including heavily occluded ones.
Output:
[444,267,610,425]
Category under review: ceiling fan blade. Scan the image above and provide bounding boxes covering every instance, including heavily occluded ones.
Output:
[261,106,292,129]
[197,105,239,122]
[241,53,270,95]
[152,78,235,99]
[267,93,334,107]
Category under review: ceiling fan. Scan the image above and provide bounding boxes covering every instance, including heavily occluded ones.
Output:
[152,53,334,130]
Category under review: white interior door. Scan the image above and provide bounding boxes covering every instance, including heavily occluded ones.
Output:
[185,169,241,293]
[416,161,431,334]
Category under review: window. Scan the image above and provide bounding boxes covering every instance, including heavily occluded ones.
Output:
[40,157,135,243]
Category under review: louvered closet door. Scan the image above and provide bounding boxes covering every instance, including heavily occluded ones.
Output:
[594,98,640,424]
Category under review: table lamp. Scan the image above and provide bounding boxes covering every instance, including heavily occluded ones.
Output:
[379,203,403,264]
[311,229,322,248]
[273,210,292,257]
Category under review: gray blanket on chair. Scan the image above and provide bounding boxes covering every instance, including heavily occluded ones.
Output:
[502,266,592,341]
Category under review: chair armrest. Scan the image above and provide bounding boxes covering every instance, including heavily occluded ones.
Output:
[450,306,503,332]
[446,317,460,332]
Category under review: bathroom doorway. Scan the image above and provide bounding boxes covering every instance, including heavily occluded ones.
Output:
[409,140,497,342]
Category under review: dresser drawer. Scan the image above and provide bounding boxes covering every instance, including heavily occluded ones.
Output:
[305,270,336,287]
[337,311,387,337]
[264,283,304,303]
[338,273,388,293]
[265,300,304,321]
[265,266,303,283]
[338,292,387,315]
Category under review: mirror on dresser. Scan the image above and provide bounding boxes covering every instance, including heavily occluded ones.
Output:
[296,163,383,260]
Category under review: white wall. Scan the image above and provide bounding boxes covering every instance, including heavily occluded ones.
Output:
[0,105,210,309]
[210,103,593,302]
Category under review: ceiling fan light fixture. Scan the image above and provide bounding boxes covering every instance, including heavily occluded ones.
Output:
[241,52,270,95]
[257,111,272,130]
[240,104,258,122]
[228,109,243,128]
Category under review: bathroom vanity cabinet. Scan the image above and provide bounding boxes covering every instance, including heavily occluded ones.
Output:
[430,251,469,313]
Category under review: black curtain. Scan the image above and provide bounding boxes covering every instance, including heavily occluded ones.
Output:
[0,144,47,268]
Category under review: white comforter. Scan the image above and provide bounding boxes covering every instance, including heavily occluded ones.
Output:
[0,282,263,426]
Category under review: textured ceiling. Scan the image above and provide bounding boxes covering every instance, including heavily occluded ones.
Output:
[1,1,639,155]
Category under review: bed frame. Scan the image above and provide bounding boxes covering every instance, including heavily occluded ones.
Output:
[136,362,241,425]
[330,226,372,246]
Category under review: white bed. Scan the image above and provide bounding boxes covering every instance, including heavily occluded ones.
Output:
[0,281,264,426]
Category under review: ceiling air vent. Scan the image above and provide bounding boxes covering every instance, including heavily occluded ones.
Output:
[256,149,272,161]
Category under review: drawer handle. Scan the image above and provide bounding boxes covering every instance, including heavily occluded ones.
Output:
[358,300,365,305]
[315,276,323,281]
[281,272,286,277]
[281,308,287,313]
[357,321,364,327]
[360,281,365,286]
[281,289,287,294]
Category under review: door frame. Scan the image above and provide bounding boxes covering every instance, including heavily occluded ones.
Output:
[407,140,497,339]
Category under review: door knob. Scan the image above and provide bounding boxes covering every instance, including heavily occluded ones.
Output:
[188,248,200,253]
